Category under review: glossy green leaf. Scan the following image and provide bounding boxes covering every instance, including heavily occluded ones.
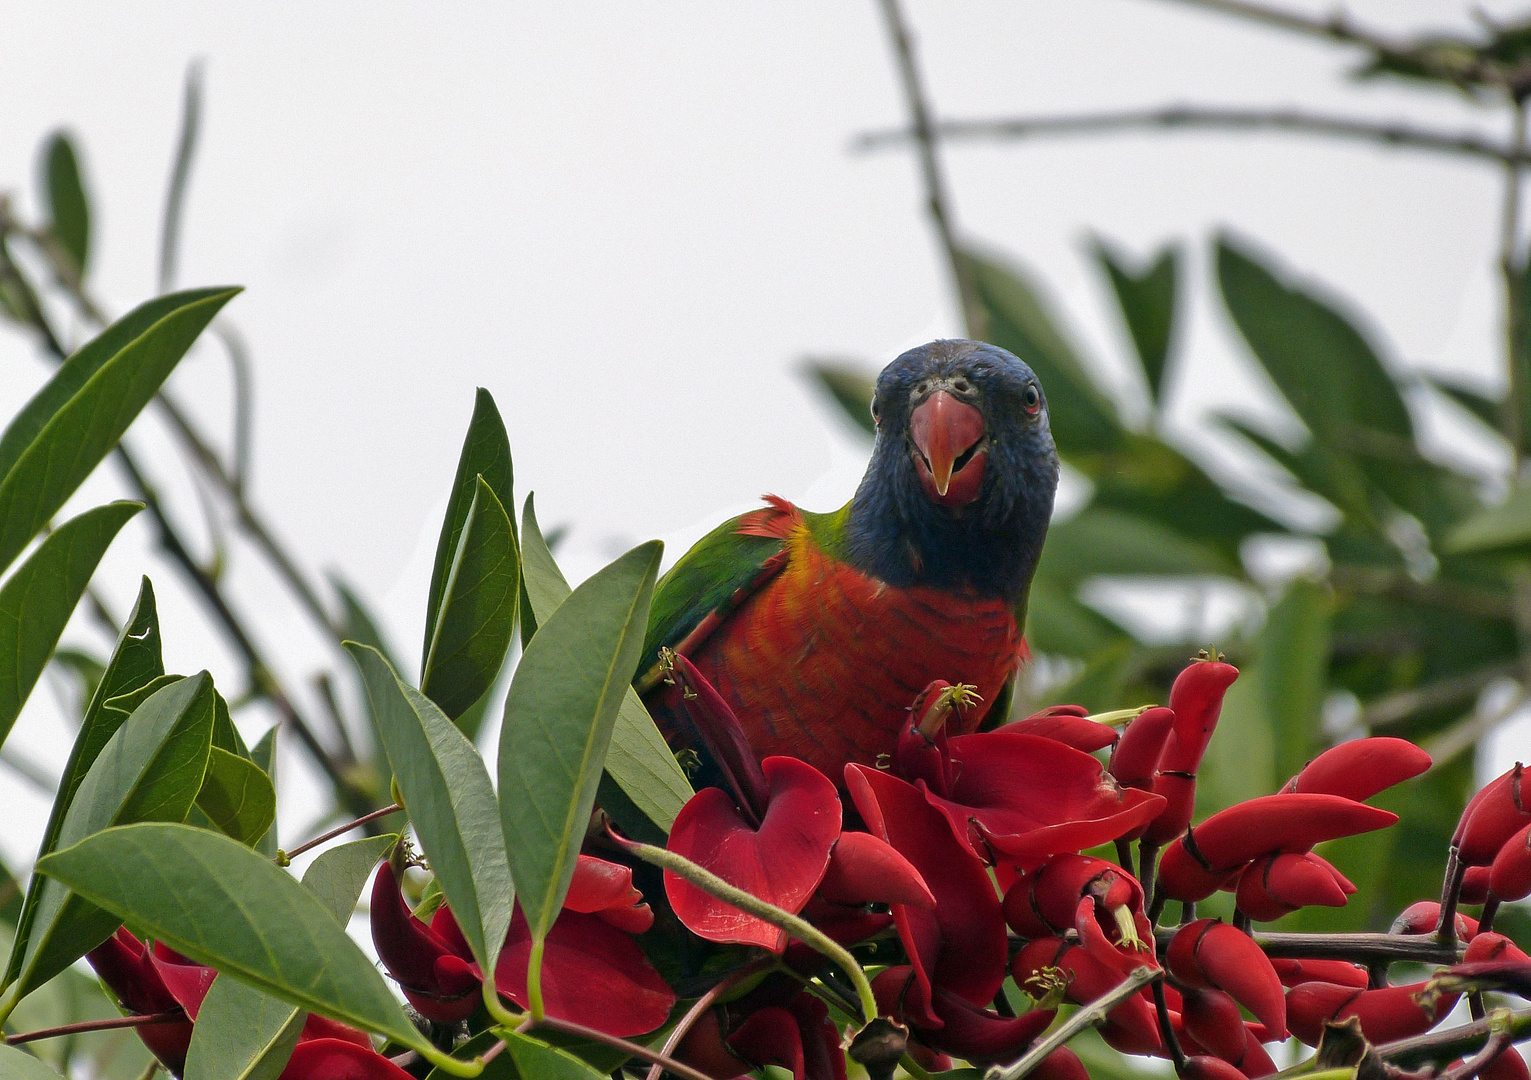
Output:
[5,579,163,988]
[347,643,512,974]
[194,747,276,847]
[499,540,662,946]
[249,727,280,859]
[181,833,395,1080]
[0,501,140,750]
[211,690,250,758]
[1216,235,1411,444]
[427,1031,519,1079]
[36,823,429,1053]
[962,246,1124,454]
[504,1032,609,1080]
[41,132,89,276]
[0,1045,68,1078]
[520,497,691,832]
[424,388,514,675]
[1094,238,1178,402]
[7,673,214,999]
[802,358,876,437]
[422,477,520,722]
[0,286,239,575]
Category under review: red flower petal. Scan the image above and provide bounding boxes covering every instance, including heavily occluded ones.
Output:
[279,1038,414,1080]
[727,1007,805,1080]
[494,909,675,1037]
[816,830,934,909]
[565,854,654,933]
[146,947,217,1019]
[920,988,1054,1065]
[846,764,1006,1014]
[998,710,1117,753]
[928,732,1163,867]
[666,756,841,951]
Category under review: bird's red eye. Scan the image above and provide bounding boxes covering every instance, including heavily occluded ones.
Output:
[1022,384,1041,414]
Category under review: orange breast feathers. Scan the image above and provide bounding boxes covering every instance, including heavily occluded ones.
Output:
[676,522,1024,780]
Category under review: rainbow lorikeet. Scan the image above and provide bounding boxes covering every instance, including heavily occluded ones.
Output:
[637,339,1060,781]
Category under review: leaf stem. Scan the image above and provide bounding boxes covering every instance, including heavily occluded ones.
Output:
[613,834,880,1025]
[518,1015,719,1080]
[280,803,402,863]
[644,960,771,1080]
[525,936,546,1022]
[984,966,1158,1080]
[4,1008,184,1045]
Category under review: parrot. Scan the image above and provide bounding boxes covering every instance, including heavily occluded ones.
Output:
[637,338,1060,781]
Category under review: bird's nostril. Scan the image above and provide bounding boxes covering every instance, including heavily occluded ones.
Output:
[952,377,972,394]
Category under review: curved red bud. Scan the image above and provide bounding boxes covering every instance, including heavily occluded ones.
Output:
[1392,900,1478,939]
[673,654,771,821]
[1239,1029,1279,1078]
[369,862,482,1023]
[1465,932,1531,964]
[279,1038,416,1080]
[667,756,841,951]
[1033,1047,1089,1080]
[1270,957,1368,989]
[1308,852,1356,895]
[565,854,653,933]
[1002,710,1117,753]
[1287,981,1455,1047]
[1157,839,1242,903]
[1109,706,1176,791]
[817,830,935,910]
[1010,938,1162,1054]
[85,929,195,1075]
[1166,920,1286,1039]
[1456,764,1530,866]
[1485,1047,1530,1080]
[1180,988,1247,1064]
[921,988,1055,1064]
[1168,660,1240,754]
[1462,865,1493,905]
[1490,820,1531,901]
[1285,737,1431,802]
[1180,1056,1249,1080]
[1236,853,1349,921]
[1004,855,1144,936]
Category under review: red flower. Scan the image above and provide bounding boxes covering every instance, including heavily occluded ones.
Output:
[874,966,1054,1065]
[1002,854,1155,975]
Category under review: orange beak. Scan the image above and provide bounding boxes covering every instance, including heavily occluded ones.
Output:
[910,390,985,498]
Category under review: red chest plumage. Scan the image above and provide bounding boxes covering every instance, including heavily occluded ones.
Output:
[678,526,1023,780]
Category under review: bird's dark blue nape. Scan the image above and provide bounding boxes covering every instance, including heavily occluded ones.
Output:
[844,339,1059,605]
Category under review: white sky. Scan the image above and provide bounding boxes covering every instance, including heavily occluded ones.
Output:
[1,1,1527,861]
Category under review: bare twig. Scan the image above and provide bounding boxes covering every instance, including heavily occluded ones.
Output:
[1148,929,1466,965]
[281,803,402,863]
[159,60,203,294]
[873,0,986,338]
[1500,100,1529,459]
[985,967,1158,1080]
[5,1009,184,1045]
[645,961,771,1080]
[855,107,1527,165]
[1377,1006,1531,1069]
[1361,663,1516,731]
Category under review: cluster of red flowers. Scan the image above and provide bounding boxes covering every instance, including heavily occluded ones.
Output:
[88,652,1531,1080]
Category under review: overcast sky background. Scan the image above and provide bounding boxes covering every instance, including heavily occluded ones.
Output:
[2,1,1528,867]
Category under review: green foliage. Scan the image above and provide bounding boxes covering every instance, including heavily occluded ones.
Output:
[0,501,140,748]
[41,133,89,278]
[0,1044,68,1078]
[347,641,513,974]
[1094,238,1179,403]
[193,747,277,847]
[498,540,661,952]
[36,823,430,1053]
[504,1032,610,1079]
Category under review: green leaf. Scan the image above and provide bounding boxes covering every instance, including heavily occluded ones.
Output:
[498,540,662,946]
[504,1032,609,1080]
[0,287,240,575]
[1215,235,1411,445]
[0,1045,68,1078]
[422,477,520,722]
[1038,506,1238,587]
[520,498,692,832]
[0,501,140,749]
[35,823,429,1052]
[1094,238,1178,403]
[347,643,512,975]
[211,690,250,758]
[1427,374,1503,434]
[5,579,162,986]
[1447,479,1531,555]
[181,833,395,1080]
[424,389,514,676]
[41,132,90,277]
[7,673,214,999]
[961,246,1124,454]
[194,747,276,847]
[802,359,876,437]
[249,727,280,859]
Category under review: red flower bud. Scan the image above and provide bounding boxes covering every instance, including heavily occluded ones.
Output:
[1002,706,1117,753]
[1234,852,1349,921]
[1033,1047,1090,1080]
[1180,1055,1250,1080]
[672,654,771,821]
[1238,1028,1279,1078]
[1490,821,1531,901]
[675,1009,751,1080]
[1462,865,1493,905]
[1270,958,1368,989]
[1465,932,1531,964]
[1141,661,1239,846]
[1180,988,1247,1064]
[1286,981,1456,1047]
[1003,855,1154,974]
[279,1038,416,1080]
[1156,795,1396,902]
[1010,938,1162,1055]
[564,854,654,934]
[920,987,1055,1065]
[1484,1047,1530,1080]
[726,994,845,1080]
[85,929,197,1074]
[1391,900,1478,939]
[1283,737,1431,802]
[1455,763,1530,867]
[1109,706,1176,791]
[816,830,935,910]
[369,861,482,1023]
[1166,919,1286,1039]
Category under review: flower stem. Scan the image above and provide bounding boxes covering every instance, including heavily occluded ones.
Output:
[525,936,546,1022]
[519,1014,720,1080]
[645,960,771,1080]
[985,966,1157,1080]
[4,1009,184,1045]
[279,803,402,864]
[613,834,880,1024]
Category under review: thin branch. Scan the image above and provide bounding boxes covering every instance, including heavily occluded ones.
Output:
[1500,100,1529,459]
[5,1009,184,1045]
[645,961,771,1080]
[526,1015,718,1080]
[854,107,1526,165]
[159,60,203,294]
[1377,1006,1531,1069]
[1361,663,1516,731]
[1152,978,1188,1072]
[281,803,402,863]
[985,967,1158,1080]
[1247,930,1465,965]
[873,0,986,338]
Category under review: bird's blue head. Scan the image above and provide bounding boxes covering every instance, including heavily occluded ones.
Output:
[845,339,1059,604]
